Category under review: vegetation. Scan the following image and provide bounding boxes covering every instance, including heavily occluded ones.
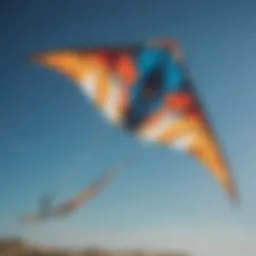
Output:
[0,238,187,256]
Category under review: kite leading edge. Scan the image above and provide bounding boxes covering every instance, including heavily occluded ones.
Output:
[30,38,239,204]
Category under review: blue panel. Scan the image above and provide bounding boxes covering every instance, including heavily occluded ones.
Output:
[123,47,185,131]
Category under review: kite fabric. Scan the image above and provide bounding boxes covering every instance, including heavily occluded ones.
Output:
[21,166,122,224]
[31,38,239,204]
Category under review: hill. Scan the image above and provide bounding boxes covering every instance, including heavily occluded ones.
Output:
[0,238,188,256]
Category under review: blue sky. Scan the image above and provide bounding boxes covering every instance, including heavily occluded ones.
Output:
[1,1,256,255]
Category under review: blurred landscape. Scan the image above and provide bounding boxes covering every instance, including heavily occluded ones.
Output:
[0,238,188,256]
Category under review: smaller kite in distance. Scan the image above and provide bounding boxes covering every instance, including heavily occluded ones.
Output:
[20,166,121,224]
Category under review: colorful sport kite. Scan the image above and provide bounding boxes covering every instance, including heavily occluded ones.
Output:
[21,166,121,224]
[31,38,238,203]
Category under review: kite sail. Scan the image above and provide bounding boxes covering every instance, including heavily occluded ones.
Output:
[21,166,121,224]
[31,38,238,203]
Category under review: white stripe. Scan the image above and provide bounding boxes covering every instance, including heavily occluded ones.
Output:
[171,133,195,151]
[138,113,179,142]
[79,73,98,100]
[102,76,121,124]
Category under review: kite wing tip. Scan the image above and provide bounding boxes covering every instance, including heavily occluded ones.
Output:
[29,50,54,66]
[29,52,43,64]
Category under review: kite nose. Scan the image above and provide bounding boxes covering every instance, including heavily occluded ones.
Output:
[30,51,83,80]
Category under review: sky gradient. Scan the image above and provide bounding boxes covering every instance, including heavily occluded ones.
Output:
[1,1,256,256]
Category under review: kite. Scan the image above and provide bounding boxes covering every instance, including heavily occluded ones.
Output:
[21,166,121,224]
[31,38,239,204]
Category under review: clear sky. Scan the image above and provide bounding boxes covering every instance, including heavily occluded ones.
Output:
[1,1,256,256]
